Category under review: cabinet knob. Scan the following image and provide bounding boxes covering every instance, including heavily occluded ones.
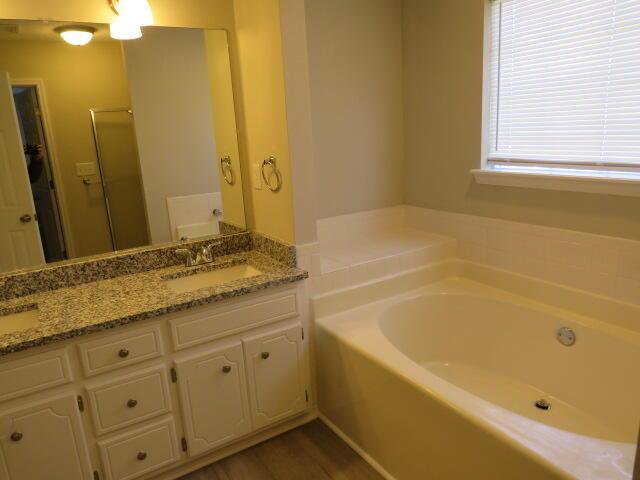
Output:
[118,348,130,358]
[261,352,270,360]
[222,365,231,373]
[137,451,147,461]
[127,399,138,408]
[10,432,22,442]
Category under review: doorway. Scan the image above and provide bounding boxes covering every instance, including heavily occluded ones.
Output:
[11,85,67,263]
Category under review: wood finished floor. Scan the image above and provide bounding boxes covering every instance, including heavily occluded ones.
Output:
[179,420,384,480]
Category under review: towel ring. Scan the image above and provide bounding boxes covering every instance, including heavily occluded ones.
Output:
[220,155,235,185]
[261,156,282,192]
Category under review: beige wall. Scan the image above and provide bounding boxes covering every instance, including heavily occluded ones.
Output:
[205,30,246,230]
[123,27,220,244]
[279,0,319,245]
[403,0,640,241]
[233,0,295,242]
[305,0,404,219]
[0,39,130,257]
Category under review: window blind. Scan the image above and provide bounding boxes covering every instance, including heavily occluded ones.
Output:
[489,0,640,167]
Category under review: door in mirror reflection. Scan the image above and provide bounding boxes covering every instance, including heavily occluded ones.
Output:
[0,72,45,272]
[90,109,149,251]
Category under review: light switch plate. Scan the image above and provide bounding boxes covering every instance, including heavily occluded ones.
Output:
[252,163,262,190]
[76,162,97,176]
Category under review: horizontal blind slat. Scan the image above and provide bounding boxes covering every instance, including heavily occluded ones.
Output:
[489,0,640,165]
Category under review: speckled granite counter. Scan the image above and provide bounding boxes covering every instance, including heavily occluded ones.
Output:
[0,251,307,356]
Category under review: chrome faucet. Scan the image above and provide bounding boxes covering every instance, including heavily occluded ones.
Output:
[175,248,195,267]
[175,241,222,267]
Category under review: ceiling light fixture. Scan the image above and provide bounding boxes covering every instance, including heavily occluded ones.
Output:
[108,0,154,40]
[55,26,96,46]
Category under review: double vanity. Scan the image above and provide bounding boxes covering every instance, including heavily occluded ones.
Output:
[0,233,310,480]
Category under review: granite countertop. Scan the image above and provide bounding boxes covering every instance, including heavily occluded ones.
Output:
[0,251,307,356]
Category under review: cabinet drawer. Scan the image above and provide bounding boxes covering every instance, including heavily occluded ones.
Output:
[78,326,163,376]
[87,366,171,436]
[0,348,72,402]
[170,290,298,351]
[98,418,180,480]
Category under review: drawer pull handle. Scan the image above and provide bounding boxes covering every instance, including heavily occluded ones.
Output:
[222,365,231,373]
[137,451,147,461]
[10,432,22,442]
[127,399,138,408]
[261,352,270,360]
[118,348,130,358]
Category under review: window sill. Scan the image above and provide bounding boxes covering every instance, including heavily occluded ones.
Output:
[471,167,640,197]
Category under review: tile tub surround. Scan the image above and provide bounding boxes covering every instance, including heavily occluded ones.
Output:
[405,206,640,306]
[303,206,639,304]
[298,207,457,295]
[0,250,307,356]
[0,231,296,302]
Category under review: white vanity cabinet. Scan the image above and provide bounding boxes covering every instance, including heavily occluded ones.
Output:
[0,284,311,480]
[0,394,93,480]
[174,342,252,457]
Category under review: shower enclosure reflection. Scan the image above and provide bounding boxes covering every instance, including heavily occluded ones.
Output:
[89,108,149,251]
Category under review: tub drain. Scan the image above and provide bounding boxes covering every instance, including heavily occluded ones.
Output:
[534,399,551,411]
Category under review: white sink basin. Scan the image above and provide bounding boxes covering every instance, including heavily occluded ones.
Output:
[165,264,263,294]
[0,309,40,335]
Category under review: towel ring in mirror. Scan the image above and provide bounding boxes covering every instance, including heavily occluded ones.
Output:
[261,156,282,192]
[220,155,235,185]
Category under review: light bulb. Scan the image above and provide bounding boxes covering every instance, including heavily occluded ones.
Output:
[115,0,154,26]
[55,26,96,46]
[109,17,142,40]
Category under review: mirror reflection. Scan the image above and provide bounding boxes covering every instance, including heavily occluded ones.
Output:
[0,21,246,274]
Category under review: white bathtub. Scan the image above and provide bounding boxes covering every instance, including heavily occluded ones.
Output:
[314,260,640,480]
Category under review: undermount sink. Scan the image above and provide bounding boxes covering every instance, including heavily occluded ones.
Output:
[165,264,263,294]
[0,308,40,335]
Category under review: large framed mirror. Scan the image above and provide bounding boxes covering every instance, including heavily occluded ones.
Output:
[0,20,246,274]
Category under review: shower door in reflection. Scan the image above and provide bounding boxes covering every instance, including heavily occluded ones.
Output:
[90,109,149,251]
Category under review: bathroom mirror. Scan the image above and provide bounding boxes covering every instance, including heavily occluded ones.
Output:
[0,20,247,274]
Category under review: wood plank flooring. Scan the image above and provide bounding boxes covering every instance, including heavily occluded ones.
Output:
[179,420,384,480]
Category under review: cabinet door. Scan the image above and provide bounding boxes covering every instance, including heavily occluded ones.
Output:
[174,342,251,457]
[243,324,307,430]
[0,393,93,480]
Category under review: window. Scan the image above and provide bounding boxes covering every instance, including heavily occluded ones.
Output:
[475,0,640,196]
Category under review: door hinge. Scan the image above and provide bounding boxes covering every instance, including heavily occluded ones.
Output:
[305,389,309,403]
[181,437,188,452]
[302,328,304,340]
[77,395,85,412]
[170,367,177,383]
[93,471,100,480]
[49,179,55,190]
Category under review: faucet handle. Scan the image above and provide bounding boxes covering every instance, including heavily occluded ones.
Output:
[175,248,194,267]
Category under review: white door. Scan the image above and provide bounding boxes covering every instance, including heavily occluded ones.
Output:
[174,342,252,457]
[0,393,93,480]
[242,324,307,430]
[0,71,44,273]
